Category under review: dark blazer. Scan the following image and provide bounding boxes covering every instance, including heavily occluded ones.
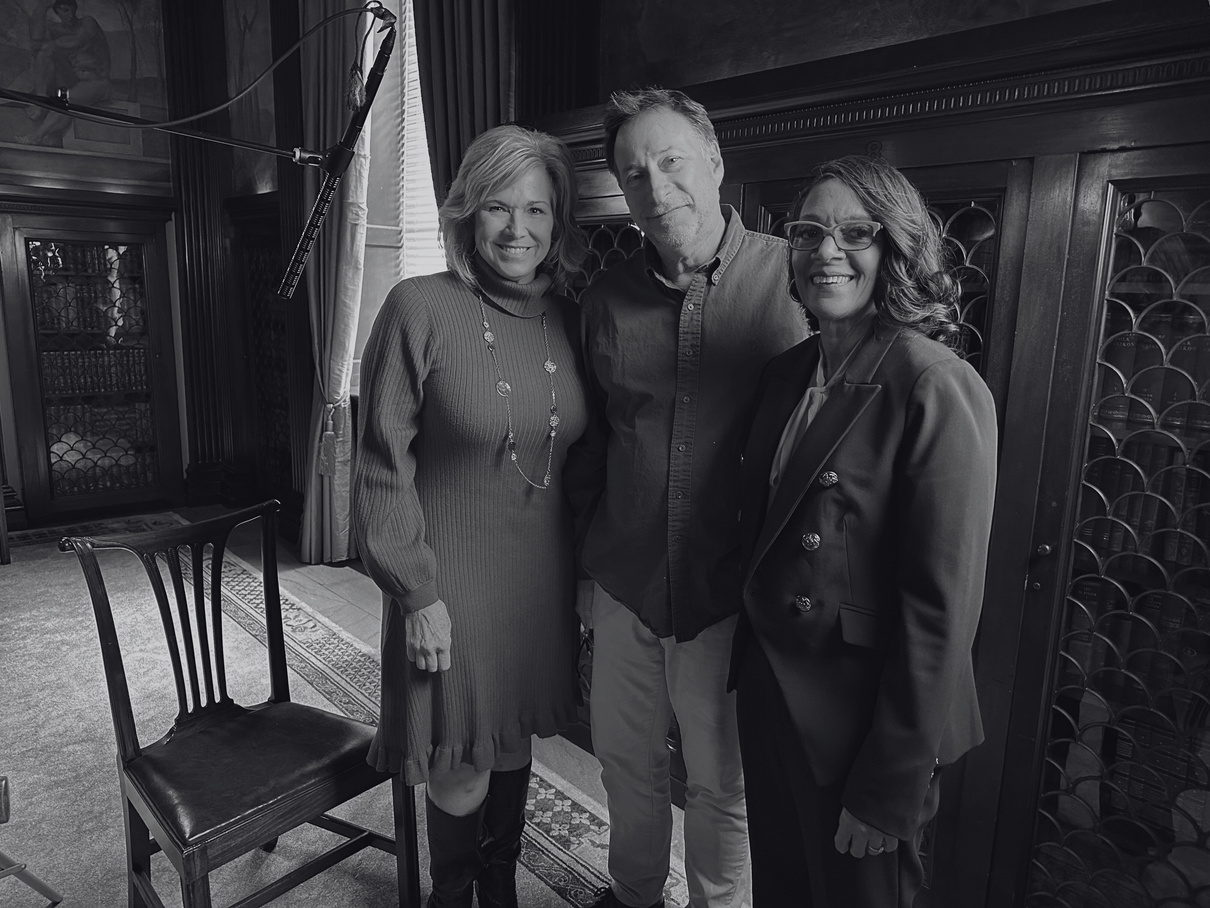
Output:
[731,326,998,842]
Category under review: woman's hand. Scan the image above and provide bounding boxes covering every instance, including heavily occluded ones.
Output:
[405,599,452,672]
[834,807,899,858]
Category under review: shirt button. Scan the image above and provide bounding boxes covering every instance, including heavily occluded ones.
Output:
[819,471,839,487]
[685,349,694,356]
[683,396,690,403]
[795,595,812,612]
[801,533,821,551]
[676,491,684,499]
[678,444,686,452]
[686,303,695,310]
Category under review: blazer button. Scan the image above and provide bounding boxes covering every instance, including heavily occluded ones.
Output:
[801,532,821,551]
[795,595,812,612]
[819,470,839,487]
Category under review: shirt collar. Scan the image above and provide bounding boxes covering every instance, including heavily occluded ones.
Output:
[642,204,745,289]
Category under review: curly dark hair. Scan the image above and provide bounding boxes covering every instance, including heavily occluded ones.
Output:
[789,155,961,347]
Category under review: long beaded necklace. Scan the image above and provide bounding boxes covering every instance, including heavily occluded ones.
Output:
[477,291,560,489]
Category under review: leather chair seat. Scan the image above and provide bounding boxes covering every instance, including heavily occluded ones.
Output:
[126,700,379,846]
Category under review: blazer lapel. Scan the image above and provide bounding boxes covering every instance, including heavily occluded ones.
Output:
[740,341,819,565]
[745,328,902,584]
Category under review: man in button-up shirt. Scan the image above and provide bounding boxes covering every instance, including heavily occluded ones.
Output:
[567,88,807,908]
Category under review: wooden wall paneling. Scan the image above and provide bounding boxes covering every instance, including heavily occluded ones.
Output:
[269,2,315,542]
[0,213,21,528]
[514,0,602,121]
[553,41,1210,189]
[224,195,287,503]
[599,0,1210,106]
[161,3,242,506]
[0,211,42,520]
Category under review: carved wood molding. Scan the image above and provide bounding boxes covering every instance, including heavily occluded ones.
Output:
[0,197,174,220]
[566,49,1210,165]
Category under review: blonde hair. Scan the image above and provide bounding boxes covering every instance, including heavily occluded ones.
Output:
[439,125,586,294]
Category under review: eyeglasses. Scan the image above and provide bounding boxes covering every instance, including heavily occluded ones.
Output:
[784,220,883,251]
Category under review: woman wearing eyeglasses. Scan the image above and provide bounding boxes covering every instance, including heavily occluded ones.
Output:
[728,154,999,907]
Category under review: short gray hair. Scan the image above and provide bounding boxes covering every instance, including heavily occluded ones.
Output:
[439,125,587,294]
[602,88,720,177]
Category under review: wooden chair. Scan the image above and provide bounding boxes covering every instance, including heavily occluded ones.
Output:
[58,500,420,908]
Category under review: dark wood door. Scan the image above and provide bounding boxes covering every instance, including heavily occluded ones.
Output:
[0,211,183,525]
[978,143,1210,908]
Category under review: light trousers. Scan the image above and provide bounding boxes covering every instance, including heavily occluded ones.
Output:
[590,585,750,908]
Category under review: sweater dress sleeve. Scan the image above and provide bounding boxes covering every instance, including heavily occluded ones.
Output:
[353,277,442,613]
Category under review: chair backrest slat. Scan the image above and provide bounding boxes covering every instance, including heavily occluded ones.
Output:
[208,541,231,704]
[142,548,193,720]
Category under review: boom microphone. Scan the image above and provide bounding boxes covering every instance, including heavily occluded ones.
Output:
[276,21,396,300]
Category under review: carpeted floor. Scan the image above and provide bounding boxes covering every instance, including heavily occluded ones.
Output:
[0,513,655,907]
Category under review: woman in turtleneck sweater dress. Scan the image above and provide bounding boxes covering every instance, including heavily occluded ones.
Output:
[353,126,587,908]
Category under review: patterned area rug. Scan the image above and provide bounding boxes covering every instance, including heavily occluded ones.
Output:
[207,551,617,906]
[7,511,185,547]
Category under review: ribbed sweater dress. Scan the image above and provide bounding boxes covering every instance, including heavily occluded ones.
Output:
[354,262,586,785]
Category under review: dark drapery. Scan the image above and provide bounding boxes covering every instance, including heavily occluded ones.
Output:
[413,0,516,201]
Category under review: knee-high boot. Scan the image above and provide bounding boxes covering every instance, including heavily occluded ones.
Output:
[475,762,532,908]
[425,796,485,908]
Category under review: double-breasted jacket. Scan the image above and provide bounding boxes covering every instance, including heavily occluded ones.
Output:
[731,325,998,840]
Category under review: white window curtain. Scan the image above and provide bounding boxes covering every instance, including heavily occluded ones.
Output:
[301,0,441,564]
[398,0,443,279]
[298,2,376,564]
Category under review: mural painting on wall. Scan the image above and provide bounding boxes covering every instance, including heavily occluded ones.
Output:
[224,0,275,195]
[601,0,1114,88]
[0,0,168,168]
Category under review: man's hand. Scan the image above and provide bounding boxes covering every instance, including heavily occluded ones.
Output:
[404,599,452,672]
[575,579,595,632]
[835,807,899,858]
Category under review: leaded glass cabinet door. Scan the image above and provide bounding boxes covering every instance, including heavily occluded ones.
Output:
[1,213,182,524]
[1023,158,1210,907]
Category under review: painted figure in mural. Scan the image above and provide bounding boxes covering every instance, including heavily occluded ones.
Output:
[564,87,808,908]
[730,154,998,907]
[19,0,112,146]
[354,125,588,908]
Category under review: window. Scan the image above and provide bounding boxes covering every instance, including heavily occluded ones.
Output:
[355,0,442,385]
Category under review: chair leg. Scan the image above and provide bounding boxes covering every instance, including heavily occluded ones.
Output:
[0,849,63,905]
[393,774,422,908]
[180,874,214,908]
[122,797,154,908]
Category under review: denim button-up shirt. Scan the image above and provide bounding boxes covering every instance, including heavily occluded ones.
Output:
[568,206,808,641]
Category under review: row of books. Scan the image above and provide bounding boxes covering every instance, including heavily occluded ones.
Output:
[44,403,153,446]
[28,241,142,278]
[1078,435,1209,567]
[49,456,156,495]
[39,348,150,395]
[1061,575,1207,704]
